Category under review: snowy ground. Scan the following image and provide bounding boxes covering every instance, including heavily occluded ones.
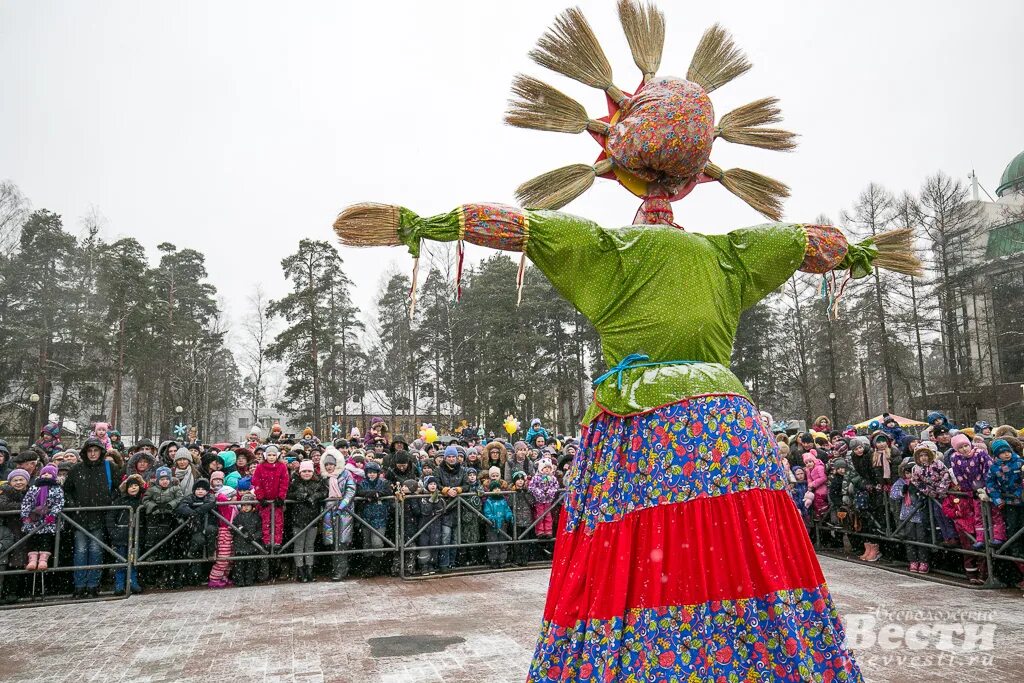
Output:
[1,556,1022,682]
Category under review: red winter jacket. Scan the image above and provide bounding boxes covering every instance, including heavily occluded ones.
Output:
[252,461,289,501]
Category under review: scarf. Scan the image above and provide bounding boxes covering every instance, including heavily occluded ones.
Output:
[175,467,195,494]
[872,448,892,480]
[327,472,342,499]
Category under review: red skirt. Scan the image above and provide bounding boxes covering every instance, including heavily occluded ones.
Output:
[528,395,862,682]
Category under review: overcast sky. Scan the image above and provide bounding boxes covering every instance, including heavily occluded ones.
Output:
[2,0,1022,341]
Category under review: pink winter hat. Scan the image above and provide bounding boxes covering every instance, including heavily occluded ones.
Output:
[951,434,971,449]
[299,460,315,474]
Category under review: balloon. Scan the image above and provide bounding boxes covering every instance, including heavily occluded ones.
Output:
[419,423,438,444]
[503,415,520,435]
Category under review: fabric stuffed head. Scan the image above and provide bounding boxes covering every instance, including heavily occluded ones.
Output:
[506,3,795,226]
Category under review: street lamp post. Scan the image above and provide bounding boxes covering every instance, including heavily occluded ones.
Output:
[333,405,343,441]
[28,393,40,444]
[828,392,837,428]
[518,393,527,436]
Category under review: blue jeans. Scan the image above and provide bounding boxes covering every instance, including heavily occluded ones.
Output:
[112,544,139,592]
[439,524,455,569]
[73,529,105,589]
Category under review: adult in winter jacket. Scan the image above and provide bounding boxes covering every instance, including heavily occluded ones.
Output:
[435,447,468,572]
[505,442,536,482]
[252,446,289,549]
[63,437,120,597]
[482,441,508,474]
[125,450,158,486]
[107,474,145,593]
[20,464,64,571]
[171,451,202,499]
[288,461,327,581]
[156,440,179,468]
[322,454,357,581]
[0,469,30,599]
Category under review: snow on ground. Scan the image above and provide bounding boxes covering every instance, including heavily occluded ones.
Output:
[1,556,1021,682]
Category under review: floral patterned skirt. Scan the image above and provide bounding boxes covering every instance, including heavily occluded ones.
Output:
[528,393,862,682]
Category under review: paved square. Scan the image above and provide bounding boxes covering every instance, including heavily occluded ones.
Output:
[1,557,1021,682]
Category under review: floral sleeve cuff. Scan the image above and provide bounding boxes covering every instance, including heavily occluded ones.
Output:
[800,225,849,274]
[457,204,529,252]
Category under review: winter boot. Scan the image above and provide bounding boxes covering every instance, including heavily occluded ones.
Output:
[294,566,303,582]
[908,562,919,573]
[331,555,347,581]
[25,552,39,571]
[918,562,930,574]
[305,566,315,583]
[37,552,51,571]
[863,543,881,562]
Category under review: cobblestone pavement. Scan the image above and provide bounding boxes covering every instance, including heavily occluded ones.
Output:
[1,556,1021,682]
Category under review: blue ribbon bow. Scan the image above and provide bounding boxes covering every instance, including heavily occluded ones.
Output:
[593,353,698,390]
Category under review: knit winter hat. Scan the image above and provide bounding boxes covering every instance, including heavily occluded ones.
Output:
[512,470,527,482]
[210,470,225,483]
[829,458,849,471]
[193,478,211,493]
[488,466,502,478]
[302,427,314,438]
[322,454,337,467]
[225,471,241,488]
[991,439,1012,457]
[365,461,382,473]
[264,445,280,456]
[240,492,257,504]
[537,458,554,472]
[444,445,459,458]
[531,418,541,427]
[236,476,252,491]
[155,466,172,481]
[423,475,438,488]
[514,440,528,450]
[174,451,192,463]
[299,460,315,473]
[402,478,419,492]
[40,464,58,479]
[7,468,29,483]
[951,434,971,450]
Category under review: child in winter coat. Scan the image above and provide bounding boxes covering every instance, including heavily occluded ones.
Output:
[509,471,535,566]
[891,462,927,572]
[951,434,1006,547]
[107,474,145,593]
[288,461,326,582]
[175,478,217,585]
[20,465,64,572]
[942,484,984,584]
[802,450,828,519]
[232,492,264,587]
[417,476,446,575]
[356,461,391,576]
[142,467,185,588]
[208,485,237,588]
[322,453,357,581]
[482,468,513,569]
[528,459,559,539]
[910,445,956,543]
[826,458,852,529]
[986,439,1024,565]
[345,453,367,485]
[458,468,483,567]
[790,466,810,527]
[252,445,289,551]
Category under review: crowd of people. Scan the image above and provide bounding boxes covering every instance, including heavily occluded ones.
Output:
[780,412,1024,586]
[0,415,573,603]
[3,408,1024,604]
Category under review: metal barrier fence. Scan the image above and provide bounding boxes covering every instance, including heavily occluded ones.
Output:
[0,489,563,607]
[5,486,1018,608]
[807,488,1024,587]
[0,506,134,603]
